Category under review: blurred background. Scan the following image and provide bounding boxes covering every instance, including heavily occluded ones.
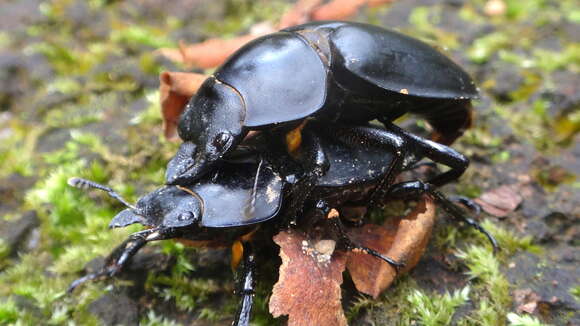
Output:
[0,0,578,325]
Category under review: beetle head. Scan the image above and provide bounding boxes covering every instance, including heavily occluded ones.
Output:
[109,186,203,229]
[166,77,245,185]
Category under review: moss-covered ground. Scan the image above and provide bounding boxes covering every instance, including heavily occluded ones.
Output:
[0,0,578,325]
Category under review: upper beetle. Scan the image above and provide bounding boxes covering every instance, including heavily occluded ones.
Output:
[166,20,478,190]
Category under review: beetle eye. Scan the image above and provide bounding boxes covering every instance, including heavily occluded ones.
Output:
[178,211,196,221]
[213,132,231,150]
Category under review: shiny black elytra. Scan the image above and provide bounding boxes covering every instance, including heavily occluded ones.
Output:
[166,21,478,193]
[68,124,497,326]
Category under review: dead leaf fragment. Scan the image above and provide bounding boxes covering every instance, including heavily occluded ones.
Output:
[156,34,262,69]
[156,0,397,69]
[159,71,207,140]
[270,230,347,326]
[346,197,436,297]
[278,0,324,29]
[513,288,541,314]
[474,184,523,217]
[311,0,368,21]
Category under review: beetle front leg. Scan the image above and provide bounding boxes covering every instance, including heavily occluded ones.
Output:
[387,181,499,252]
[285,129,330,224]
[67,227,178,293]
[232,243,256,326]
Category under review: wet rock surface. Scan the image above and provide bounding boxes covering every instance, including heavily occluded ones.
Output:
[0,211,40,258]
[88,292,140,326]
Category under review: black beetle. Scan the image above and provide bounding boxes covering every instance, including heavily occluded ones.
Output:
[68,124,496,326]
[166,20,477,213]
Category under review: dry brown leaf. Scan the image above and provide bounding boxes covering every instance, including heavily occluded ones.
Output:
[311,0,368,21]
[156,0,397,68]
[347,197,436,298]
[474,184,523,217]
[513,288,541,314]
[270,230,348,326]
[278,0,324,29]
[159,71,207,140]
[156,34,261,69]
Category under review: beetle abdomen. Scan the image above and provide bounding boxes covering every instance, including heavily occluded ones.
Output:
[215,32,328,127]
[328,22,478,100]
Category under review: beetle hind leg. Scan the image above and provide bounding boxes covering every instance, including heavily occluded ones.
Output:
[67,227,177,293]
[313,200,404,271]
[388,181,500,252]
[381,121,470,188]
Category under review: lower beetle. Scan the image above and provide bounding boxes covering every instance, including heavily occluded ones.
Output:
[68,124,497,326]
[166,21,478,220]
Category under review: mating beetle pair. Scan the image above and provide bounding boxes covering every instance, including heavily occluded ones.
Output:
[69,124,497,326]
[68,21,496,326]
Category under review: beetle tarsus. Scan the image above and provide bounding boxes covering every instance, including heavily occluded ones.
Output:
[67,228,175,293]
[232,243,256,326]
[387,181,500,252]
[320,202,404,272]
[448,195,482,217]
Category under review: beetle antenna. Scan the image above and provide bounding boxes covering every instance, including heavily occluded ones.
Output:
[68,177,136,210]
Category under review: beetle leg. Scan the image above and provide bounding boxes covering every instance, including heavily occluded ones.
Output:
[448,195,482,217]
[67,227,177,293]
[313,200,404,271]
[322,125,407,214]
[285,129,330,224]
[232,242,256,326]
[383,122,469,188]
[387,181,500,252]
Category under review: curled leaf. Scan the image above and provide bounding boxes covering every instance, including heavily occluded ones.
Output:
[347,197,436,298]
[156,34,264,69]
[278,0,324,29]
[159,71,207,140]
[311,0,368,21]
[156,0,397,69]
[474,184,523,217]
[270,230,347,326]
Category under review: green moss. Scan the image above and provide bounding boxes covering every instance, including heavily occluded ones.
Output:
[0,120,40,178]
[0,298,20,324]
[407,6,459,49]
[456,246,511,325]
[506,313,551,326]
[504,0,548,21]
[0,32,11,49]
[406,286,471,326]
[570,285,580,301]
[141,311,183,326]
[145,243,224,313]
[468,32,511,64]
[481,220,541,256]
[499,45,580,73]
[110,25,174,49]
